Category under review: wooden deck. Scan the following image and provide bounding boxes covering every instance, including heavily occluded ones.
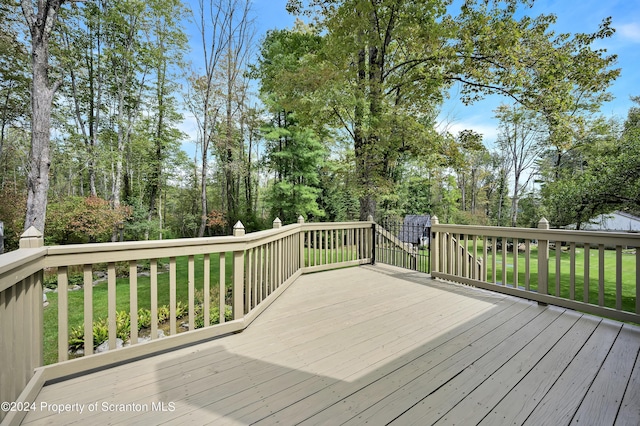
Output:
[21,265,640,425]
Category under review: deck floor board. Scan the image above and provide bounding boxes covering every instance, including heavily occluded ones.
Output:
[21,265,640,426]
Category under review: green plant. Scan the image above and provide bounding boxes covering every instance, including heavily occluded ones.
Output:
[138,308,151,329]
[116,311,130,340]
[193,305,233,329]
[43,274,58,290]
[175,301,187,319]
[158,306,170,322]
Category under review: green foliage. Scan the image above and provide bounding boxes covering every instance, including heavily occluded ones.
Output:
[137,308,152,330]
[541,100,640,227]
[278,0,618,219]
[69,302,188,352]
[45,196,131,244]
[0,187,26,251]
[193,305,233,329]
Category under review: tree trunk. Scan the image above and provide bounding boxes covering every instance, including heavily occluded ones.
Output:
[22,0,63,233]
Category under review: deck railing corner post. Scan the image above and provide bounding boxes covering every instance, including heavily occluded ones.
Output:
[537,217,550,303]
[20,226,44,249]
[273,217,282,229]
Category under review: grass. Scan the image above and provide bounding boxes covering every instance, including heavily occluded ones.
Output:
[43,253,234,365]
[471,242,637,314]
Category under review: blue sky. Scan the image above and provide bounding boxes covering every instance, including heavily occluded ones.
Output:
[183,0,640,149]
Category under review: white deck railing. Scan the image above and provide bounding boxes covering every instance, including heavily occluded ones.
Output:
[0,218,373,425]
[431,216,640,324]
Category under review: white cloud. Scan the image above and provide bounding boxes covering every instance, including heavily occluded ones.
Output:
[618,23,640,43]
[436,114,500,148]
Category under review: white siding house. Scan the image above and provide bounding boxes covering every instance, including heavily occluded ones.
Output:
[577,211,640,232]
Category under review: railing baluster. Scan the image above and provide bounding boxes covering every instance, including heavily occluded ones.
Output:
[525,239,530,291]
[246,249,253,312]
[219,252,225,324]
[107,262,116,350]
[151,259,158,339]
[462,234,467,277]
[84,265,94,355]
[326,230,330,265]
[482,236,488,281]
[252,248,258,306]
[58,266,69,361]
[170,257,177,334]
[636,247,640,315]
[569,243,576,301]
[128,261,137,345]
[188,255,195,330]
[491,237,497,284]
[599,244,605,306]
[472,235,478,280]
[273,241,277,291]
[556,241,561,296]
[257,246,263,303]
[584,243,591,303]
[616,246,622,311]
[313,230,317,266]
[203,254,210,327]
[513,238,519,289]
[501,238,507,286]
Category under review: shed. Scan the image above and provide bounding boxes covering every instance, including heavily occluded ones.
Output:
[398,215,431,247]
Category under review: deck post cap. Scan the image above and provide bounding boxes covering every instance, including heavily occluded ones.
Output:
[367,215,374,222]
[431,215,439,225]
[273,217,282,228]
[538,218,550,229]
[233,221,245,236]
[20,226,44,248]
[297,215,305,224]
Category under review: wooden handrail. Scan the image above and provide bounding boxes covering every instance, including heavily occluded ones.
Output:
[431,216,640,325]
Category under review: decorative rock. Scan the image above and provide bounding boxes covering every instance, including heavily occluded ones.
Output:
[96,338,124,353]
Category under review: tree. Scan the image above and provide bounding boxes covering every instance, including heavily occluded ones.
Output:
[541,100,640,227]
[21,0,67,232]
[263,115,326,223]
[57,2,104,197]
[285,0,618,220]
[495,105,544,226]
[0,1,30,166]
[188,0,255,236]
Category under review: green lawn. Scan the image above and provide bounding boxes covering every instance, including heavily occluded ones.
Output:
[475,243,637,313]
[378,240,637,315]
[43,254,234,365]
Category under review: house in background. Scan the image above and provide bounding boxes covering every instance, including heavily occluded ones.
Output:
[398,214,431,247]
[572,211,640,233]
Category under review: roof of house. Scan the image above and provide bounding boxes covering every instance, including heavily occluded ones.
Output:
[398,215,431,243]
[580,211,640,232]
